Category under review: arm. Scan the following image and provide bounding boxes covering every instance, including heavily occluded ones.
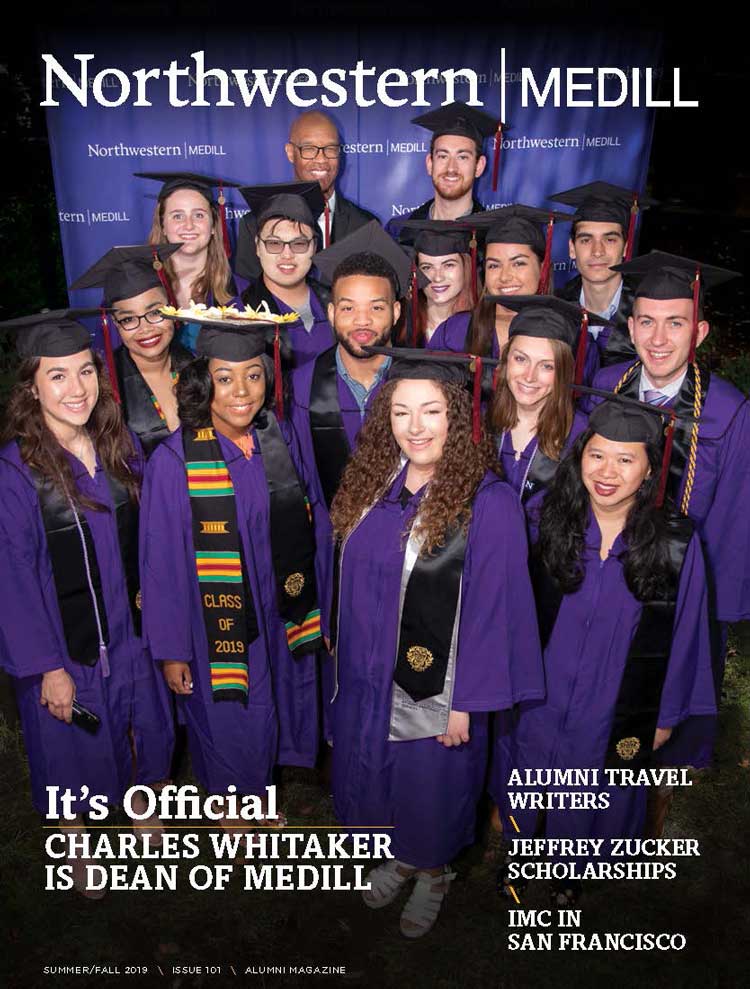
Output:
[452,483,544,712]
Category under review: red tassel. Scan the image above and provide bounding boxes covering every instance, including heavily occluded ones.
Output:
[537,214,554,294]
[470,230,478,307]
[324,202,331,249]
[410,263,419,347]
[491,123,503,192]
[624,194,639,261]
[471,355,483,444]
[273,325,284,420]
[100,307,120,405]
[492,363,501,393]
[656,413,676,509]
[218,183,231,258]
[574,310,589,387]
[688,267,701,365]
[152,247,177,308]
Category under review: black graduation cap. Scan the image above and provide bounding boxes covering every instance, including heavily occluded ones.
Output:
[133,171,241,202]
[549,181,657,261]
[313,220,424,299]
[70,244,183,307]
[412,101,508,191]
[238,181,326,231]
[487,295,613,385]
[396,219,472,259]
[611,251,741,301]
[363,344,499,442]
[470,205,572,253]
[0,309,98,359]
[575,385,698,507]
[195,324,276,362]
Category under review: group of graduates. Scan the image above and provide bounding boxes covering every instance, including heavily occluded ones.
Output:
[1,103,747,939]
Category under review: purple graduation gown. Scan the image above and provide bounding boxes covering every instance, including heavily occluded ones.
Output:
[140,419,328,796]
[0,442,174,816]
[272,289,335,367]
[591,362,750,624]
[428,311,601,385]
[493,514,716,844]
[497,411,588,502]
[332,469,544,869]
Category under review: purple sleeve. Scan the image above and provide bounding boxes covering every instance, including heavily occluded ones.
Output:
[699,401,750,622]
[452,482,544,712]
[139,444,196,665]
[656,534,717,727]
[0,460,69,678]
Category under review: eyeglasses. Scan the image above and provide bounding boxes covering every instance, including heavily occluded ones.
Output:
[258,236,315,255]
[291,143,342,160]
[114,308,166,332]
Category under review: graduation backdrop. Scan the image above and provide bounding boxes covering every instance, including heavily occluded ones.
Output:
[42,26,661,307]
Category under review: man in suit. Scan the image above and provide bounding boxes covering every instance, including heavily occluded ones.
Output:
[235,111,379,280]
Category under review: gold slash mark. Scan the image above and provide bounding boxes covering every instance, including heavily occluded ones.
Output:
[507,884,521,905]
[200,520,229,535]
[509,814,521,833]
[195,427,216,441]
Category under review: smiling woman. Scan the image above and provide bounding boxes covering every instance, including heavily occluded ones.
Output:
[0,309,174,899]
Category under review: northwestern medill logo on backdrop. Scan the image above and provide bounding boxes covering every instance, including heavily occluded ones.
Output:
[58,208,131,224]
[87,141,227,158]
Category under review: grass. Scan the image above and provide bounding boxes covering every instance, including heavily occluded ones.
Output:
[1,630,748,989]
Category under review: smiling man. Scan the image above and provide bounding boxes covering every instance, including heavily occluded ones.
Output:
[235,111,379,281]
[404,102,499,222]
[552,182,655,367]
[588,251,748,771]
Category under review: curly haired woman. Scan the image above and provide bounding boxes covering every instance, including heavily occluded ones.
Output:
[329,349,544,937]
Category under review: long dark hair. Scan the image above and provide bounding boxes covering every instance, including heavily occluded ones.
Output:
[176,355,275,429]
[2,352,140,510]
[538,428,676,601]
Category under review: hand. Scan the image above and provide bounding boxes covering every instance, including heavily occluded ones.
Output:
[40,668,75,723]
[652,726,673,751]
[436,710,470,747]
[162,661,193,695]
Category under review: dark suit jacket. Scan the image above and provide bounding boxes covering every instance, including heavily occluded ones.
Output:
[234,193,380,281]
[557,274,637,367]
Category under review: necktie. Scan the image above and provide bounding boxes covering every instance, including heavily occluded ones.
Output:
[323,203,331,249]
[643,389,670,407]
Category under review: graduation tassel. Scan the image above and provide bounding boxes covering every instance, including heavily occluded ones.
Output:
[491,123,503,192]
[324,202,331,249]
[410,263,419,347]
[688,267,701,365]
[537,214,555,294]
[99,307,121,404]
[656,412,677,509]
[273,325,284,420]
[573,311,589,390]
[471,355,483,444]
[218,182,231,258]
[624,194,639,261]
[152,248,177,308]
[470,230,478,306]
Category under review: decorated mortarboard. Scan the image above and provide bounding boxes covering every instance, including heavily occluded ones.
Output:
[363,344,499,443]
[70,243,183,405]
[70,244,183,307]
[612,251,742,363]
[487,294,612,385]
[134,171,241,259]
[238,181,326,231]
[0,308,98,359]
[412,101,508,191]
[548,181,657,261]
[312,220,425,300]
[575,385,699,508]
